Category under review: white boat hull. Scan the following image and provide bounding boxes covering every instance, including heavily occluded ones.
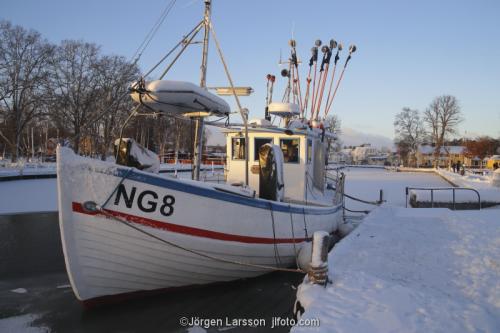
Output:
[56,147,341,304]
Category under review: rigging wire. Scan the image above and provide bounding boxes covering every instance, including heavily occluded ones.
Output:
[131,0,178,64]
[158,22,204,79]
[142,23,201,78]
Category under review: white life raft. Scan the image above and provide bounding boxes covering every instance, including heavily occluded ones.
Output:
[268,102,300,117]
[130,80,230,116]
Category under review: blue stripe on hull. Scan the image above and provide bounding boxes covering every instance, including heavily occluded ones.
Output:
[98,168,341,216]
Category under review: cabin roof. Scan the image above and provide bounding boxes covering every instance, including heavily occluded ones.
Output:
[221,126,336,139]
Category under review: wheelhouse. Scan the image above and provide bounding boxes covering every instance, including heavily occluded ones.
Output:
[224,125,331,205]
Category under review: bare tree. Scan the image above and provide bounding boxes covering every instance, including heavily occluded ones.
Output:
[0,21,53,161]
[48,40,102,154]
[394,107,425,166]
[92,55,139,159]
[423,95,463,167]
[325,114,342,155]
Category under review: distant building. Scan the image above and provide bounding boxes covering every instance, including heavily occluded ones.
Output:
[329,148,353,164]
[416,145,465,168]
[486,155,500,170]
[352,144,379,164]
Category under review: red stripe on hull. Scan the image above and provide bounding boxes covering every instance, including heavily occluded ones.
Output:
[72,202,308,244]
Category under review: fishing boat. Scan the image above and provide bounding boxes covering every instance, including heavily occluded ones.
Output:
[57,0,355,305]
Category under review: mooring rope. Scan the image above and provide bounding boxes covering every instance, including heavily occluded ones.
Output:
[93,205,305,274]
[268,202,282,266]
[301,207,309,239]
[288,205,300,269]
[343,193,382,206]
[92,176,305,274]
[342,206,371,214]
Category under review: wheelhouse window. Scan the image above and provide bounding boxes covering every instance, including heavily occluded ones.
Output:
[280,138,300,163]
[307,139,312,164]
[254,138,273,160]
[231,137,246,160]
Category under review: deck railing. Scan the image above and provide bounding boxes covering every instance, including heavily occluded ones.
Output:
[405,186,481,210]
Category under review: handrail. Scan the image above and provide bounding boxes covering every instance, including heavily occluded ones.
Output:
[405,186,481,210]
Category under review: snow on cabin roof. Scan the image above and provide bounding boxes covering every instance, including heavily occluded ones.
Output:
[418,145,465,155]
[447,146,465,154]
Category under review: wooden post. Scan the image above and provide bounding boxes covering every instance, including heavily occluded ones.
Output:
[308,231,329,285]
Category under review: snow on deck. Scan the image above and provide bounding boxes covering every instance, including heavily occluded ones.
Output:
[293,206,500,332]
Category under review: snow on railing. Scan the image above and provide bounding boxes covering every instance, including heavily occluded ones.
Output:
[405,186,481,210]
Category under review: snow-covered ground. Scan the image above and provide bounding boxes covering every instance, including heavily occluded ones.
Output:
[0,179,58,215]
[0,162,56,177]
[294,206,500,333]
[294,169,500,333]
[341,168,450,211]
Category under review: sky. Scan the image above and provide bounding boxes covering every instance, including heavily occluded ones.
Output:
[2,0,500,145]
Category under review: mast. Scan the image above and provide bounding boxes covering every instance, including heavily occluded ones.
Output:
[200,0,210,88]
[192,0,211,181]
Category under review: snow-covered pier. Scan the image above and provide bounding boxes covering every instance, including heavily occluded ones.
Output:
[293,205,500,332]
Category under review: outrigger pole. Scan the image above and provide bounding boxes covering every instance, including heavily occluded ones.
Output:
[302,46,317,119]
[323,41,341,117]
[313,44,332,121]
[309,39,321,119]
[324,44,356,119]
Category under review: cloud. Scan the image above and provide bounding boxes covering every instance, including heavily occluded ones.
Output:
[339,127,394,149]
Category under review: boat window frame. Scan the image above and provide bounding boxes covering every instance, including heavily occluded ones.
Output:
[280,137,300,164]
[231,137,246,160]
[254,137,274,161]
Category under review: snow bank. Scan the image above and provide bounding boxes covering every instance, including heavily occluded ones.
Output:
[0,178,58,214]
[491,169,500,187]
[0,162,56,177]
[293,206,500,333]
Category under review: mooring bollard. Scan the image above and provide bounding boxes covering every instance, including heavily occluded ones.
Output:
[308,231,329,286]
